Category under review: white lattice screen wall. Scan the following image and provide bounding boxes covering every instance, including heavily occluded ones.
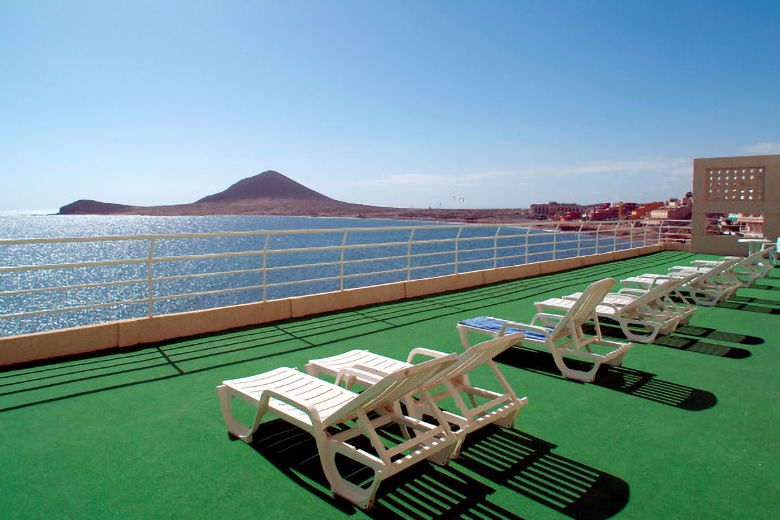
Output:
[705,167,765,201]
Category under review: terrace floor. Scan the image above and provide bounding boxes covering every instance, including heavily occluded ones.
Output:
[2,251,778,519]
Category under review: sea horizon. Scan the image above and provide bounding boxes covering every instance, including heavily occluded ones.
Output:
[0,208,59,216]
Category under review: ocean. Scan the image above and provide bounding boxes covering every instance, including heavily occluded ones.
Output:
[0,214,629,337]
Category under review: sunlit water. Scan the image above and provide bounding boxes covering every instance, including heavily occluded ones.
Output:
[0,214,626,336]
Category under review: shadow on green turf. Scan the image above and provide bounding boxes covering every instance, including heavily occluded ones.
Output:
[245,419,526,519]
[587,323,752,359]
[456,425,630,520]
[246,419,626,519]
[671,324,764,345]
[715,301,780,314]
[496,347,717,411]
[727,295,780,306]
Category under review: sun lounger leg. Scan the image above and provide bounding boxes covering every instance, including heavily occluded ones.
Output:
[316,435,383,510]
[617,320,660,344]
[605,350,629,366]
[494,402,524,429]
[457,326,476,349]
[216,385,268,443]
[550,351,601,383]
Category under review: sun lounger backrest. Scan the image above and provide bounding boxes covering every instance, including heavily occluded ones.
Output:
[444,332,524,380]
[549,277,615,341]
[324,354,458,426]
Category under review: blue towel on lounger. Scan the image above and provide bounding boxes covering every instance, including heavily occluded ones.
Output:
[459,316,551,342]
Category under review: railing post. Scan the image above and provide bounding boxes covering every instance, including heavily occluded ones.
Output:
[613,222,618,252]
[524,226,531,265]
[493,226,501,268]
[455,226,463,274]
[595,223,600,252]
[147,238,155,318]
[262,234,270,301]
[340,231,348,291]
[406,228,415,281]
[629,221,634,249]
[577,222,583,256]
[553,223,560,260]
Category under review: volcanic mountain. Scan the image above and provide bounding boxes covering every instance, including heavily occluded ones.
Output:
[58,170,522,222]
[196,170,334,204]
[60,170,380,217]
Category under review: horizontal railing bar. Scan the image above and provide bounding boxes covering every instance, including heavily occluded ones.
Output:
[0,223,498,247]
[0,298,150,319]
[0,257,149,274]
[0,278,147,297]
[150,268,266,284]
[149,284,268,303]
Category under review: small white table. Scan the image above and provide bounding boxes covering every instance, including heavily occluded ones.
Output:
[737,238,772,256]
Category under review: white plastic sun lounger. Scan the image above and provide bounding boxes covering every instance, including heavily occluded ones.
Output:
[622,257,742,306]
[675,247,774,287]
[533,275,696,344]
[217,354,458,509]
[457,278,632,383]
[304,333,528,458]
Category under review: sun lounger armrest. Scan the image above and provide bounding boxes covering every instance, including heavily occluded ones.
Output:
[519,315,557,335]
[487,319,542,337]
[259,388,323,427]
[669,266,700,273]
[595,301,623,312]
[616,287,647,297]
[529,313,562,323]
[621,277,663,290]
[691,260,721,267]
[335,365,387,386]
[406,347,450,364]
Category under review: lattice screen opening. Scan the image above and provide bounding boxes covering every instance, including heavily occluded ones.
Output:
[705,167,764,201]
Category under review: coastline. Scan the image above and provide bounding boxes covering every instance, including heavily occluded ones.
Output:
[57,199,536,224]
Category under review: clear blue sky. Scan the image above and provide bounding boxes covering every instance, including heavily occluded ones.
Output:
[1,0,778,212]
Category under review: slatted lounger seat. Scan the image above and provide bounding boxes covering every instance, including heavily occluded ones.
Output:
[217,354,459,509]
[457,278,633,383]
[305,333,528,458]
[534,275,696,344]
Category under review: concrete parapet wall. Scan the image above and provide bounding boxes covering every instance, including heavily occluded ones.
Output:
[290,283,405,317]
[580,252,615,265]
[483,263,541,284]
[539,256,581,274]
[404,271,485,298]
[0,245,662,367]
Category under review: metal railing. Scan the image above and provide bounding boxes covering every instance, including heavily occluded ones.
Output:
[0,219,690,336]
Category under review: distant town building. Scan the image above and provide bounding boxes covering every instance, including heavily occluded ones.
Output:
[530,202,598,220]
[648,195,692,220]
[586,202,638,221]
[530,202,579,218]
[529,195,693,222]
[629,201,665,219]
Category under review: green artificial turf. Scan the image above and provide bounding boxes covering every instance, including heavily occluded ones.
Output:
[1,251,778,519]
